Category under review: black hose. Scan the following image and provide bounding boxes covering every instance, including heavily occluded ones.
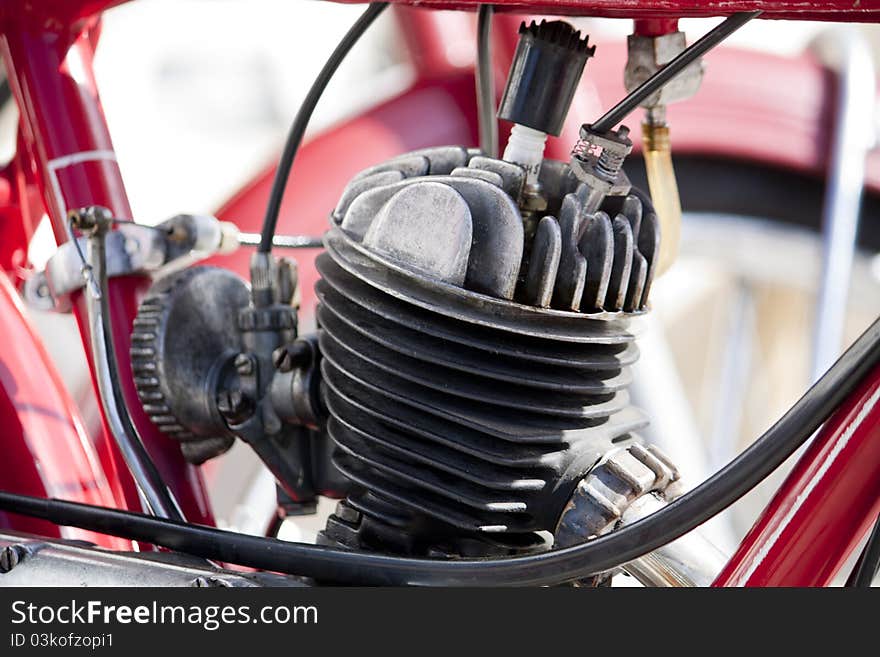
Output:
[591,11,760,134]
[846,512,880,587]
[2,315,879,585]
[258,3,388,254]
[475,5,497,158]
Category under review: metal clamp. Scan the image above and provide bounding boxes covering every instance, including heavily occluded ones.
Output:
[554,442,727,586]
[555,442,679,546]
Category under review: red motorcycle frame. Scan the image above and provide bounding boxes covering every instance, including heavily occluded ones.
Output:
[0,0,878,586]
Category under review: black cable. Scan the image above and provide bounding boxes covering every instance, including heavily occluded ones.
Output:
[591,11,760,134]
[846,512,880,587]
[258,3,388,254]
[475,5,497,158]
[2,315,880,585]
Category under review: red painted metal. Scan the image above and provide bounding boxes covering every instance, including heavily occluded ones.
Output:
[335,0,880,21]
[633,18,680,36]
[0,271,130,549]
[714,363,880,587]
[0,4,214,525]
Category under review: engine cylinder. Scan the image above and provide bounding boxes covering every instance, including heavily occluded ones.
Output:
[316,147,658,557]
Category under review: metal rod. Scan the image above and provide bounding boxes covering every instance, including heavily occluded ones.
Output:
[620,494,727,587]
[708,280,755,472]
[811,28,875,382]
[591,11,760,134]
[476,5,498,158]
[238,232,323,249]
[81,217,184,521]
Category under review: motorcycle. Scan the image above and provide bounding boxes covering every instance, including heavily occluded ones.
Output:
[0,0,878,586]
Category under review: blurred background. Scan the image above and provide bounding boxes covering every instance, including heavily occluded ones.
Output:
[5,0,880,561]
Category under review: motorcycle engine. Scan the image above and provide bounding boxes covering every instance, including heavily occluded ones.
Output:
[131,19,678,568]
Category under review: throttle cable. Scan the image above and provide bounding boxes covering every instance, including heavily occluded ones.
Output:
[258,2,388,254]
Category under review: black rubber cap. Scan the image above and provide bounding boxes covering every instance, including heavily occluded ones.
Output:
[498,20,595,136]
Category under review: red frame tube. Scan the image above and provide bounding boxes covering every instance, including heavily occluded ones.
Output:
[333,0,880,21]
[0,5,213,524]
[714,363,880,586]
[0,271,130,549]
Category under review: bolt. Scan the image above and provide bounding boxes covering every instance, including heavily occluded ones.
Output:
[234,353,254,376]
[0,545,23,573]
[68,206,112,233]
[272,342,311,373]
[216,389,253,424]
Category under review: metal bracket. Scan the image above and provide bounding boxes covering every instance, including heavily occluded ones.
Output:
[23,214,238,313]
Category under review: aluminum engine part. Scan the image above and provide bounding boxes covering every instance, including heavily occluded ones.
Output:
[0,532,304,587]
[316,146,658,556]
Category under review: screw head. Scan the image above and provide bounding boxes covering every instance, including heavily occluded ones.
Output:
[191,576,229,587]
[234,353,254,376]
[216,389,253,424]
[0,545,23,573]
[272,342,312,373]
[273,346,293,372]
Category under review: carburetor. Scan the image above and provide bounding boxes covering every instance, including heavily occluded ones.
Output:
[130,19,676,562]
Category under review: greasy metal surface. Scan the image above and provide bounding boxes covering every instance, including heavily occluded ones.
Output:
[554,443,678,546]
[130,266,251,464]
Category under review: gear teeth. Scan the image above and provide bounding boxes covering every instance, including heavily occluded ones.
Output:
[130,283,192,448]
[129,294,179,438]
[519,19,596,56]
